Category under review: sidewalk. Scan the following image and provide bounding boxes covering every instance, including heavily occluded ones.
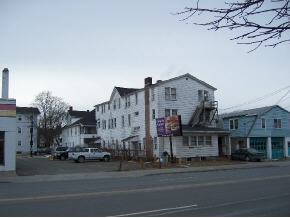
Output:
[1,160,289,183]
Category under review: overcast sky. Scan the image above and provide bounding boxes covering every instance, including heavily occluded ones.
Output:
[0,0,289,112]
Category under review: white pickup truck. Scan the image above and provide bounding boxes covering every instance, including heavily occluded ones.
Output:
[69,147,111,163]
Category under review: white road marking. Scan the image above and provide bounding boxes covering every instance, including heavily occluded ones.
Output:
[150,192,290,216]
[113,204,198,217]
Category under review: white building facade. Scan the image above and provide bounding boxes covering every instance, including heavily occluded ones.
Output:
[0,68,17,174]
[61,108,98,147]
[95,73,228,159]
[16,107,40,154]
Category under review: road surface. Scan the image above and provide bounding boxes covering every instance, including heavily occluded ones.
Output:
[1,163,290,216]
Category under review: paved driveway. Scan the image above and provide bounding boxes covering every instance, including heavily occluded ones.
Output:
[16,155,142,176]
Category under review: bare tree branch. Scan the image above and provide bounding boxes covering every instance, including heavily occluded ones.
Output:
[175,0,290,51]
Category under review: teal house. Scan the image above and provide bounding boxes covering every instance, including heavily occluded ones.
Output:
[221,105,290,160]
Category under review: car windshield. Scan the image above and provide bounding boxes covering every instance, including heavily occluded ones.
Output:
[248,148,260,154]
[56,147,68,151]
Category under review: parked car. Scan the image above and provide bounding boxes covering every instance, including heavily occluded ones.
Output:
[53,146,70,160]
[231,148,266,162]
[33,147,52,155]
[69,147,111,163]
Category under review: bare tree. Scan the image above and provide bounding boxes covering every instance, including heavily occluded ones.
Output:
[33,91,68,147]
[177,0,290,52]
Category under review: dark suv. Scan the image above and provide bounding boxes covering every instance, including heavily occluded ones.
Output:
[53,146,69,160]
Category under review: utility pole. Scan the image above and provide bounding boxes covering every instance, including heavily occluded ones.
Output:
[30,116,33,157]
[169,136,174,163]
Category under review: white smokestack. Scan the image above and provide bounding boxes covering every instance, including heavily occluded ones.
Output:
[2,68,9,99]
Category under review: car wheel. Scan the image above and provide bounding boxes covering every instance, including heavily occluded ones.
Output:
[104,155,110,162]
[78,156,85,163]
[60,155,66,161]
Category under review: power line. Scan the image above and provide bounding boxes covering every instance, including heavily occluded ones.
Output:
[276,88,290,104]
[220,85,290,112]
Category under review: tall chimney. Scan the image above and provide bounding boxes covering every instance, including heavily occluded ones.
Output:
[144,76,153,160]
[2,68,9,99]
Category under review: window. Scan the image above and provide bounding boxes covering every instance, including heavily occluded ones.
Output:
[165,109,171,117]
[171,88,176,100]
[172,109,178,116]
[198,90,203,102]
[114,118,117,128]
[205,136,212,145]
[198,136,204,146]
[274,119,282,128]
[97,119,100,129]
[96,106,99,112]
[108,119,111,129]
[128,114,131,127]
[108,103,110,110]
[183,136,189,146]
[18,115,22,121]
[191,136,197,146]
[0,132,4,164]
[165,87,170,100]
[113,100,116,110]
[118,98,121,109]
[261,118,266,129]
[17,127,21,134]
[198,90,210,102]
[135,93,138,105]
[122,116,125,128]
[18,140,21,146]
[125,96,131,108]
[135,111,139,116]
[102,120,107,129]
[229,119,239,130]
[152,109,156,120]
[165,87,176,100]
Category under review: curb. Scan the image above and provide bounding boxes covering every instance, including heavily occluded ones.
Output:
[1,160,289,183]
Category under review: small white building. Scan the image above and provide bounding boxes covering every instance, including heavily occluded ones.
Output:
[0,68,17,174]
[95,73,229,159]
[61,107,98,147]
[16,107,40,154]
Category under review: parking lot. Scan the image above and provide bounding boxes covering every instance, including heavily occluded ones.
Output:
[16,155,142,176]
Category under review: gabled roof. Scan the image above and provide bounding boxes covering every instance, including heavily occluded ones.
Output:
[152,73,217,91]
[94,73,217,107]
[220,105,289,119]
[16,107,40,115]
[68,110,90,118]
[72,109,96,126]
[64,110,96,128]
[115,87,140,97]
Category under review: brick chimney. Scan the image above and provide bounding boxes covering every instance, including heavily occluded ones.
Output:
[144,77,153,160]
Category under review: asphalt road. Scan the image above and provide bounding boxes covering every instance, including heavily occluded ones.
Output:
[1,163,290,216]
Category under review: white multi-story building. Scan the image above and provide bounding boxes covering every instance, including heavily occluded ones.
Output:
[16,107,40,154]
[95,73,229,159]
[0,68,16,174]
[61,107,98,147]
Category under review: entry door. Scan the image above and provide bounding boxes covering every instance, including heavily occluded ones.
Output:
[288,142,290,156]
[272,137,284,159]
